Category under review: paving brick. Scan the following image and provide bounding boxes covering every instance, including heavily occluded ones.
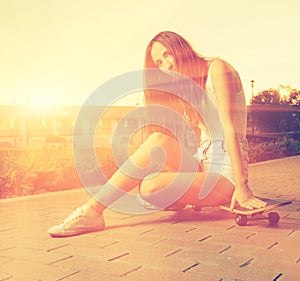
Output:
[0,272,13,281]
[123,266,212,281]
[191,261,284,281]
[0,246,73,265]
[0,256,13,265]
[46,254,144,278]
[115,250,198,270]
[279,272,300,281]
[0,259,79,281]
[57,270,120,281]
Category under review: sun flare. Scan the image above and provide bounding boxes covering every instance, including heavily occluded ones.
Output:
[278,86,290,99]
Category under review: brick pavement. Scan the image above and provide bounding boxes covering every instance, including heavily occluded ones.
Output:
[0,156,299,281]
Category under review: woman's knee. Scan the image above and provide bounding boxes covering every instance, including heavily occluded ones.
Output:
[146,132,170,146]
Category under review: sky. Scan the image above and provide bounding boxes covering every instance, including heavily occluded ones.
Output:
[1,0,299,106]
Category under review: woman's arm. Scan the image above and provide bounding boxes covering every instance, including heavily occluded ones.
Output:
[210,59,266,209]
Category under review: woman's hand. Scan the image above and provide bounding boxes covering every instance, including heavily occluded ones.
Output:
[230,186,267,210]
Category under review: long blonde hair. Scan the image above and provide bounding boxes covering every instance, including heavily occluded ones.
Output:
[143,31,208,145]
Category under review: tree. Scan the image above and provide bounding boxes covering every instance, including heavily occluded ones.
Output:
[250,85,300,106]
[289,89,300,106]
[251,88,281,106]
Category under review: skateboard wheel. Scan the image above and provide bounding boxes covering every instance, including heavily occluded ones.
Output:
[268,212,280,225]
[235,214,248,226]
[192,206,202,212]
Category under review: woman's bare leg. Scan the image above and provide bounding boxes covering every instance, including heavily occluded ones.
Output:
[139,172,235,208]
[48,132,229,237]
[86,132,200,213]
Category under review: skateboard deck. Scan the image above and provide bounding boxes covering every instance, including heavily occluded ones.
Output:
[219,198,292,226]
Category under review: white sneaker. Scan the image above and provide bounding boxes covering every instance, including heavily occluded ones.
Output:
[47,205,105,237]
[136,194,186,211]
[136,194,163,210]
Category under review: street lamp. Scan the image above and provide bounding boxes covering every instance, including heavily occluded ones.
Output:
[250,80,255,135]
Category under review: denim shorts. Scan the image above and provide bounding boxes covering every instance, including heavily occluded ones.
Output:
[194,139,249,185]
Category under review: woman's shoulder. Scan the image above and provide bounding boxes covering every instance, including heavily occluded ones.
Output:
[209,58,232,71]
[208,58,237,78]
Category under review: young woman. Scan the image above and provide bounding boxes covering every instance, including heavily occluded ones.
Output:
[48,31,266,237]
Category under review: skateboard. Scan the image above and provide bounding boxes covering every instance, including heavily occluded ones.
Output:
[218,198,292,226]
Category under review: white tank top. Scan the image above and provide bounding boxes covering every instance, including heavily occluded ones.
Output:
[200,60,247,142]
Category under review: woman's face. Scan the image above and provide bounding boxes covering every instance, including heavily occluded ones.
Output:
[150,42,176,72]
